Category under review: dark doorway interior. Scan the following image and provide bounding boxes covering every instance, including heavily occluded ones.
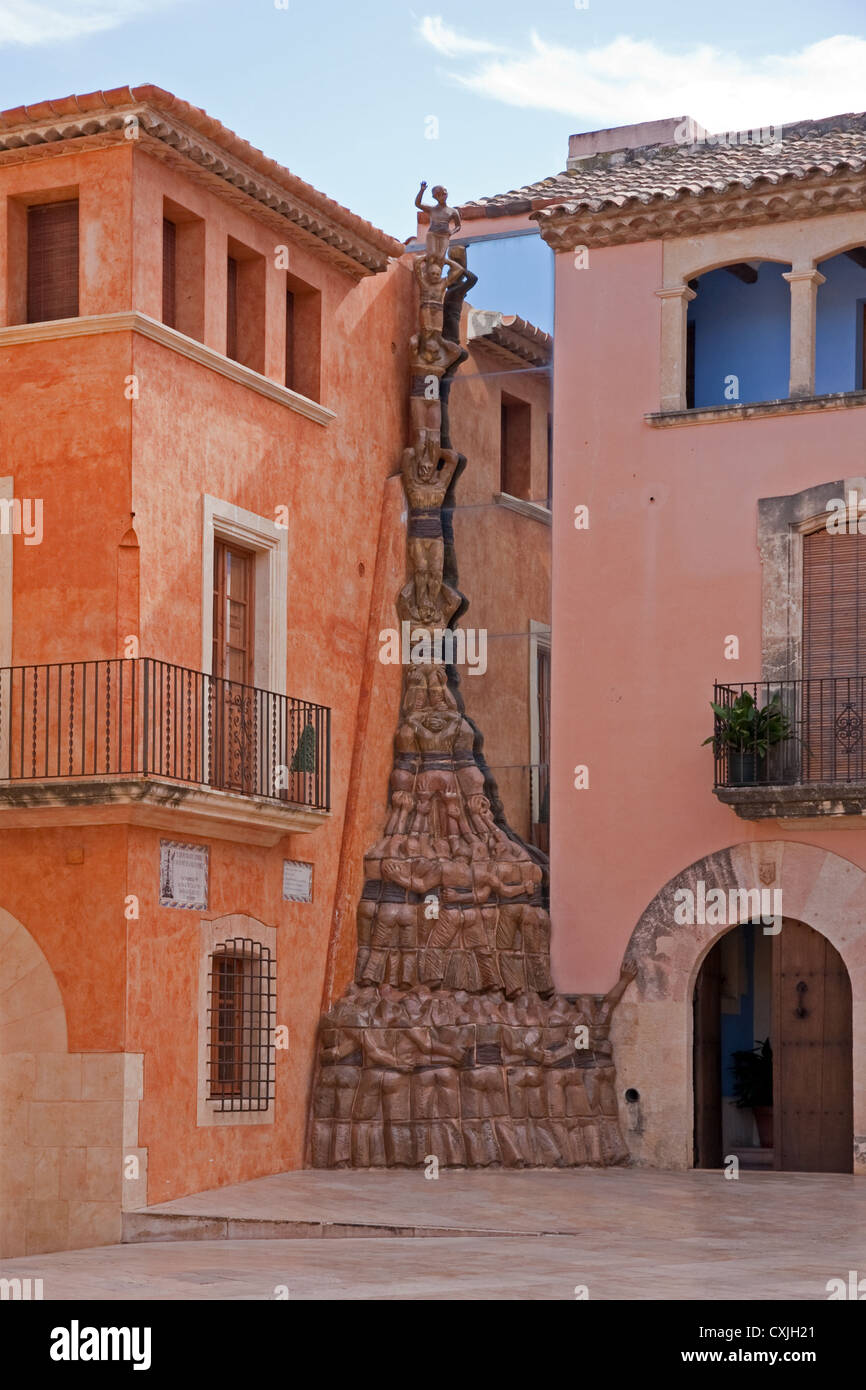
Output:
[693,919,852,1173]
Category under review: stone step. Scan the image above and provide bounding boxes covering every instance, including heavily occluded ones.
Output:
[122,1210,522,1244]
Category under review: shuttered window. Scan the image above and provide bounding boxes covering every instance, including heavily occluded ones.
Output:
[226,255,239,361]
[802,527,866,780]
[802,528,866,677]
[27,200,79,323]
[162,219,177,329]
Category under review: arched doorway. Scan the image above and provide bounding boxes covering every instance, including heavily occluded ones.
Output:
[693,918,853,1173]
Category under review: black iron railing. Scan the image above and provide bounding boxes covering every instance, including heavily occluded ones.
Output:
[0,658,331,811]
[711,678,866,788]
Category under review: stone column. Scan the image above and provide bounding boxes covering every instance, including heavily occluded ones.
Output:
[782,268,825,399]
[655,285,696,412]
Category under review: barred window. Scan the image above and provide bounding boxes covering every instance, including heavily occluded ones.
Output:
[207,939,275,1111]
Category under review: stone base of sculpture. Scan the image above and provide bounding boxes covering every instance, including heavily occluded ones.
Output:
[312,985,628,1169]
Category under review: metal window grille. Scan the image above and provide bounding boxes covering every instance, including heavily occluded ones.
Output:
[207,939,275,1111]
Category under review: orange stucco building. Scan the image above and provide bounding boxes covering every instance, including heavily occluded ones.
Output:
[0,85,554,1258]
[0,85,420,1257]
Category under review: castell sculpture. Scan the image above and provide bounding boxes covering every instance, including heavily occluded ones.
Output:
[310,183,634,1168]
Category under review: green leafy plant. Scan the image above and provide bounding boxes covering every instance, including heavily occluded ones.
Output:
[730,1037,773,1109]
[290,723,317,773]
[703,690,792,755]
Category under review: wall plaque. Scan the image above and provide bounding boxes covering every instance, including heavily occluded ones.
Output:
[282,859,313,903]
[160,840,209,910]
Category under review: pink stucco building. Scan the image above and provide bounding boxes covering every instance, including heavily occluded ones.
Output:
[529,112,866,1174]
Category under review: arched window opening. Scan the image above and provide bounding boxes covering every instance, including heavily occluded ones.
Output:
[687,260,791,408]
[814,249,866,395]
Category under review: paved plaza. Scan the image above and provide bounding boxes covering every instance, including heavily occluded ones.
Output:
[1,1168,862,1300]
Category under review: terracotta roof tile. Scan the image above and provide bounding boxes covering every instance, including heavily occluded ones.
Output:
[461,112,866,226]
[0,85,404,270]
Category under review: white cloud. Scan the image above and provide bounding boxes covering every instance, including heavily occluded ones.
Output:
[418,15,503,60]
[420,25,866,132]
[0,0,177,46]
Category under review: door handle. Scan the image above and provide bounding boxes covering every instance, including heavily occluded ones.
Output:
[795,980,808,1018]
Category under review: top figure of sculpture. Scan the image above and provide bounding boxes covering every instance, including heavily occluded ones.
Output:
[415,181,462,261]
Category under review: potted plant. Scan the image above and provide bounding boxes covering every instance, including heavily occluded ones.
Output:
[730,1037,773,1147]
[703,690,792,785]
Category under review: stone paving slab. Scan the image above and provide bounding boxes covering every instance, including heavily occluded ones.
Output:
[0,1168,860,1300]
[127,1165,864,1243]
[0,1223,860,1300]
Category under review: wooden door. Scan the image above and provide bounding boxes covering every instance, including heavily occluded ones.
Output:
[693,940,723,1168]
[212,541,256,793]
[772,919,853,1173]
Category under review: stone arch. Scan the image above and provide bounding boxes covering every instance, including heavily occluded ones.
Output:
[0,907,131,1258]
[611,841,866,1172]
[0,906,69,1257]
[0,904,67,1052]
[679,253,792,283]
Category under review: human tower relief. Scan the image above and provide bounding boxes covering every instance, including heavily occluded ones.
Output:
[310,184,634,1168]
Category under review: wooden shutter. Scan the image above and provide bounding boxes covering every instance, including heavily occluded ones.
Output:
[27,200,79,323]
[802,528,866,779]
[212,540,254,685]
[162,219,177,328]
[226,256,239,360]
[802,528,866,677]
[285,289,295,389]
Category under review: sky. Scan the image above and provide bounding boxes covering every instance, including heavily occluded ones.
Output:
[1,0,866,240]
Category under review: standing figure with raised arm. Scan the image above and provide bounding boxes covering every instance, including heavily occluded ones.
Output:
[415,181,462,261]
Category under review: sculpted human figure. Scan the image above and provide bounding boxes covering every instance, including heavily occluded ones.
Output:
[311,178,631,1173]
[394,666,434,753]
[409,330,463,448]
[407,707,462,754]
[399,439,462,624]
[439,245,478,448]
[414,250,464,334]
[442,245,477,346]
[415,181,462,260]
[356,902,419,987]
[426,666,459,710]
[457,760,487,801]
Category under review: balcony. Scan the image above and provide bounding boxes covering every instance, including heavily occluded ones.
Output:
[0,658,330,845]
[710,678,866,823]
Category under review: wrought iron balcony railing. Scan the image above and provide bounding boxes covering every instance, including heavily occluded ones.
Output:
[711,678,866,789]
[0,658,331,812]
